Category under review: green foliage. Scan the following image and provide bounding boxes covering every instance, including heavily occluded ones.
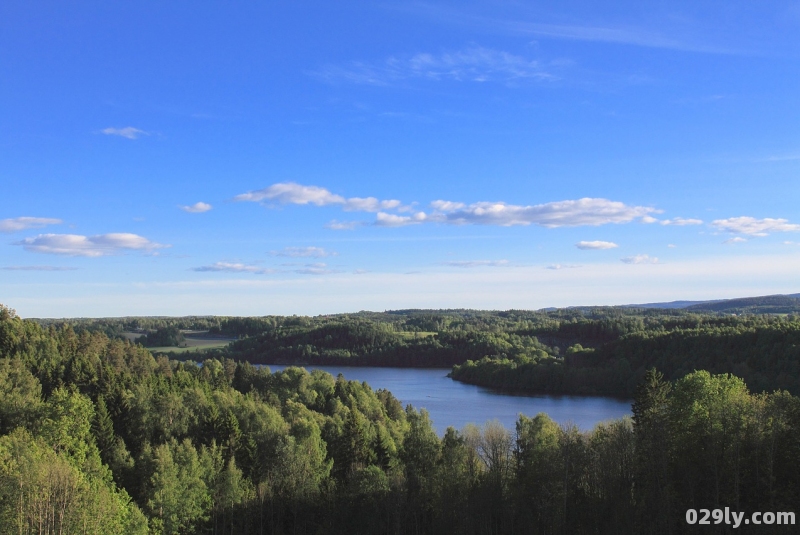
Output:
[3,304,800,533]
[0,428,146,535]
[136,326,186,348]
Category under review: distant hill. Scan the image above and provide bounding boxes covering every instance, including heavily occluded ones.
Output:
[621,299,720,309]
[685,294,800,314]
[624,293,800,314]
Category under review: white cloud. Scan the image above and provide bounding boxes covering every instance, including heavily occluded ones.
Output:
[101,127,149,139]
[374,211,428,227]
[325,220,364,230]
[234,185,661,232]
[270,246,335,258]
[314,46,554,86]
[667,244,677,248]
[576,240,618,250]
[294,263,342,275]
[431,200,466,212]
[179,202,212,213]
[343,197,402,212]
[621,254,659,265]
[16,233,168,257]
[235,183,344,205]
[443,260,509,268]
[660,217,703,226]
[440,198,657,227]
[546,264,582,270]
[193,262,274,274]
[235,182,402,214]
[0,217,62,233]
[2,266,77,271]
[711,216,800,236]
[641,216,659,224]
[724,237,747,244]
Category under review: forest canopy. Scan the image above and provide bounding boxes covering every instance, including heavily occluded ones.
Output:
[2,303,799,533]
[38,306,800,397]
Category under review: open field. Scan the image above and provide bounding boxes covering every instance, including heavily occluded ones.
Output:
[148,340,232,354]
[124,330,236,354]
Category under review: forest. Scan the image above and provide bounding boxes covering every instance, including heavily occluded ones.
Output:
[2,303,799,534]
[53,306,800,398]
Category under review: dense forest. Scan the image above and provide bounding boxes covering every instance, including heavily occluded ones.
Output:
[2,303,799,533]
[49,306,800,398]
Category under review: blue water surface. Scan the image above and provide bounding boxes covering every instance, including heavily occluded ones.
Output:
[265,365,632,434]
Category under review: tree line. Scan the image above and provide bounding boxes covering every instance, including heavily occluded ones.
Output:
[39,309,800,397]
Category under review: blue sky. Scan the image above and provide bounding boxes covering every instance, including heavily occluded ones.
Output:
[2,1,800,317]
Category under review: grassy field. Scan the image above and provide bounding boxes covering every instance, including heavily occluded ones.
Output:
[123,330,236,354]
[148,339,232,354]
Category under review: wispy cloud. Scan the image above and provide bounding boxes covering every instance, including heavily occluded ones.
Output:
[270,246,336,258]
[179,202,212,213]
[0,217,62,233]
[313,46,554,86]
[2,265,78,271]
[16,233,168,257]
[101,127,149,139]
[325,220,364,230]
[406,5,739,55]
[443,260,509,268]
[433,198,657,227]
[193,262,275,274]
[234,182,404,213]
[711,216,800,236]
[546,264,582,270]
[621,254,659,264]
[724,237,747,244]
[502,21,734,54]
[660,217,703,226]
[576,240,618,250]
[294,263,342,275]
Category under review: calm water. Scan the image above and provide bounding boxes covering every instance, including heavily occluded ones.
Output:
[265,365,632,434]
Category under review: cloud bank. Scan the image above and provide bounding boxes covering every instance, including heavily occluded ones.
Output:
[0,217,62,233]
[235,183,666,231]
[434,198,657,227]
[16,233,168,257]
[711,217,800,236]
[235,182,403,213]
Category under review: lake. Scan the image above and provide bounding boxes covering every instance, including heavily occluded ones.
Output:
[265,364,632,434]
